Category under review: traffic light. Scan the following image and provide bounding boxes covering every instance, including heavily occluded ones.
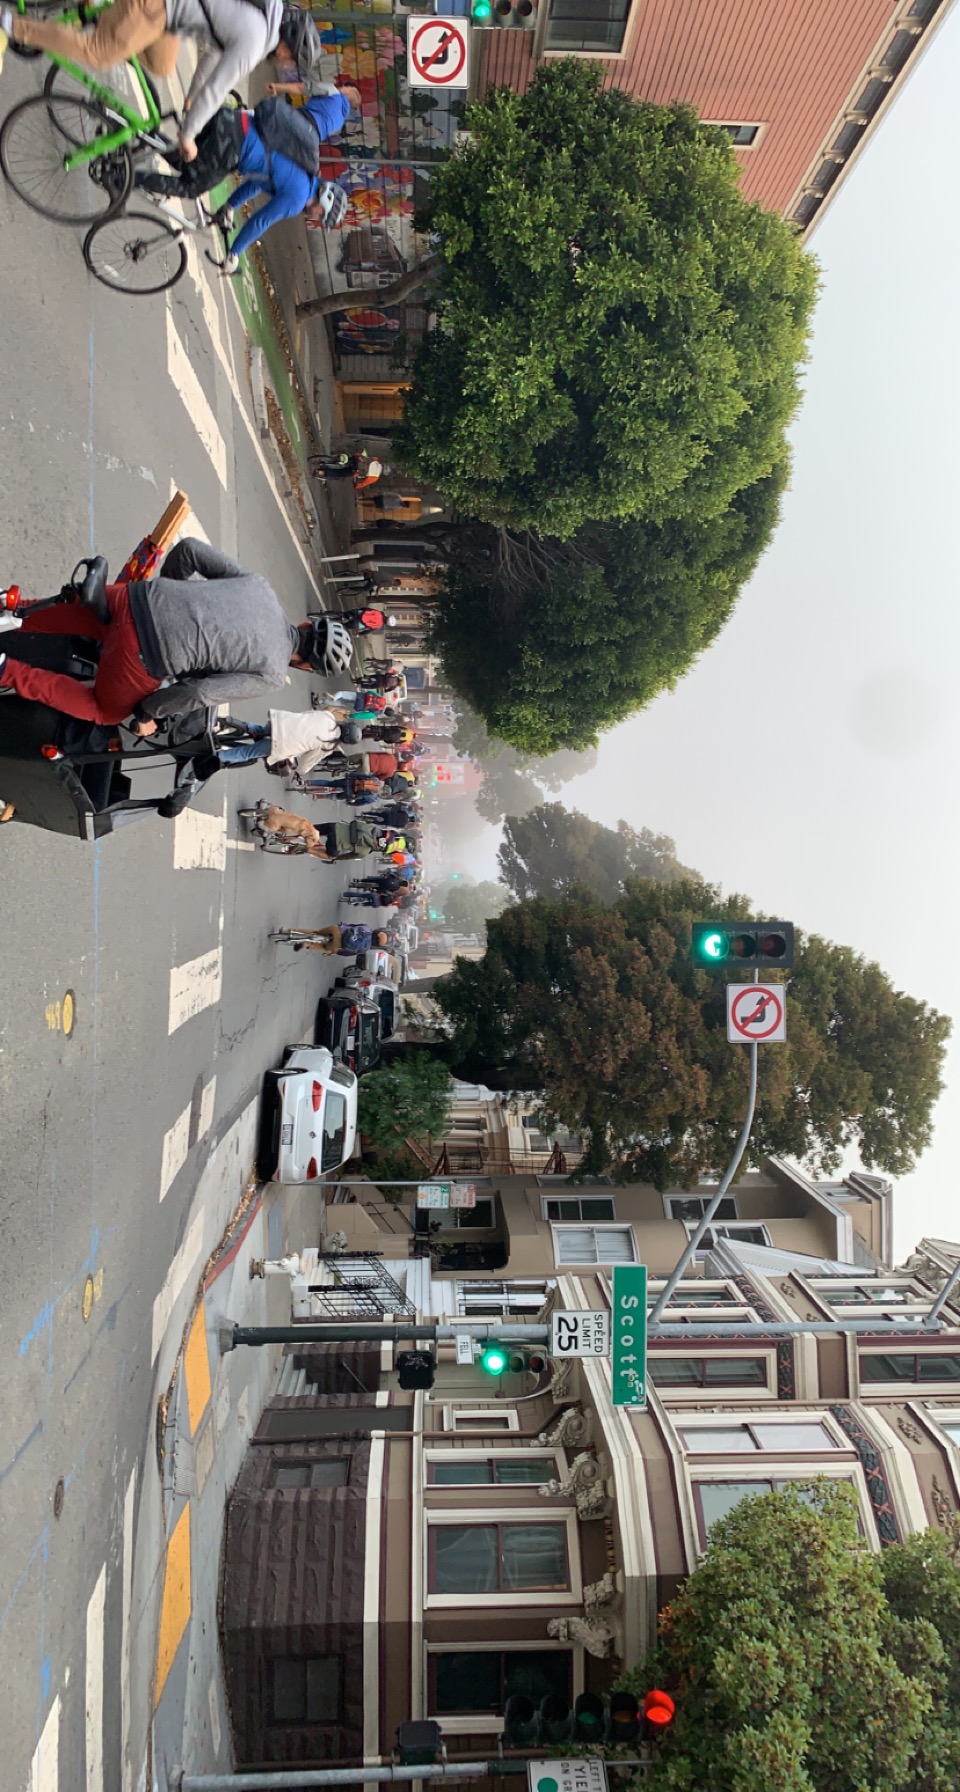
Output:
[479,1342,509,1376]
[491,0,537,23]
[643,1689,676,1735]
[538,1693,574,1745]
[573,1692,605,1741]
[503,1694,539,1746]
[607,1690,642,1742]
[396,1349,435,1390]
[471,0,493,16]
[478,1343,548,1376]
[396,1721,442,1766]
[692,920,794,970]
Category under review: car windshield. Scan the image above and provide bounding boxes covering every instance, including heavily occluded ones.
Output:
[321,1092,348,1170]
[375,991,395,1038]
[361,1013,379,1050]
[330,1065,355,1090]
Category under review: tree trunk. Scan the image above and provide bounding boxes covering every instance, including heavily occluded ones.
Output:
[296,256,440,321]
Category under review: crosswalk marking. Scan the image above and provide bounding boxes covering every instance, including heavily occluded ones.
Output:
[167,947,222,1035]
[159,1076,217,1203]
[166,309,228,489]
[30,1694,59,1792]
[85,1565,106,1792]
[174,807,227,872]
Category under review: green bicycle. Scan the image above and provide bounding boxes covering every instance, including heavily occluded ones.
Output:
[0,0,175,223]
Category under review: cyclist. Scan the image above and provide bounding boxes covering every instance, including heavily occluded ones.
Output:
[0,539,345,729]
[0,0,312,172]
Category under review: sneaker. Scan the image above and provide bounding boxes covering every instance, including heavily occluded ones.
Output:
[217,203,234,229]
[0,650,11,692]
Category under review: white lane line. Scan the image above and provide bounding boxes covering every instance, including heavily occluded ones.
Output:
[152,1209,205,1363]
[159,1074,218,1203]
[174,807,227,872]
[225,837,256,851]
[30,1695,59,1792]
[121,1464,137,1792]
[168,947,222,1035]
[166,309,228,489]
[85,1564,107,1792]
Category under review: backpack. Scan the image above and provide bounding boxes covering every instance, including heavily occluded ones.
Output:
[252,94,321,177]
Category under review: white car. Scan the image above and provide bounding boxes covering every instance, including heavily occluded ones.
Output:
[258,1045,358,1184]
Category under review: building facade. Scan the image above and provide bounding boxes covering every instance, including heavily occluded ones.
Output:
[219,1162,960,1768]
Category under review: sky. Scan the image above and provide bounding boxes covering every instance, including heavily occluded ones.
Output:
[455,5,960,1259]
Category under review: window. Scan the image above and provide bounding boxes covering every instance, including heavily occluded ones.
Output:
[688,1223,771,1249]
[665,1197,739,1224]
[329,1065,354,1091]
[268,1656,341,1726]
[709,122,762,147]
[693,1480,824,1539]
[680,1421,837,1453]
[537,1175,611,1187]
[431,1649,570,1716]
[861,1354,960,1384]
[269,1458,349,1489]
[320,1092,347,1170]
[545,0,631,54]
[653,1284,741,1307]
[542,1196,615,1223]
[429,1523,569,1594]
[429,1457,555,1485]
[650,1356,768,1388]
[552,1225,637,1265]
[456,1280,551,1319]
[447,1198,495,1230]
[811,1279,930,1316]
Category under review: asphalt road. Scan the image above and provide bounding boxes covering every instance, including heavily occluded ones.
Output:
[0,53,358,1792]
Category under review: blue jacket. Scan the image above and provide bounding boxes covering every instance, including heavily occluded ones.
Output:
[230,121,318,259]
[304,88,352,141]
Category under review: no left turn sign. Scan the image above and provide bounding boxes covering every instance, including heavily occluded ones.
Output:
[726,983,787,1043]
[408,17,470,88]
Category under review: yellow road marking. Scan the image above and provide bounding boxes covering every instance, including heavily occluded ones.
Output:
[184,1305,212,1438]
[154,1503,191,1709]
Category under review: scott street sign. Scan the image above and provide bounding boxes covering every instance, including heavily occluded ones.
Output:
[611,1263,648,1407]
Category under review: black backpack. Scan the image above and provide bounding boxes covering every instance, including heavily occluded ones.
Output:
[252,94,320,176]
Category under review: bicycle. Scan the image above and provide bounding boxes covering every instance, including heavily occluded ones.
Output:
[83,193,232,294]
[1,3,173,224]
[238,801,311,856]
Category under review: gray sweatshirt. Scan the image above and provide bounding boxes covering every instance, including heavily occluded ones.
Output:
[127,538,301,721]
[164,0,282,139]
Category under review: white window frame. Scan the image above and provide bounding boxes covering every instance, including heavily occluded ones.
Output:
[689,1463,875,1550]
[442,1406,520,1433]
[551,1224,638,1267]
[704,120,767,149]
[685,1222,772,1251]
[676,1411,851,1454]
[424,1639,582,1735]
[664,1196,740,1224]
[424,1507,582,1610]
[540,1194,617,1224]
[424,1447,565,1486]
[808,1277,935,1318]
[649,1350,778,1403]
[455,1279,552,1319]
[923,1408,960,1451]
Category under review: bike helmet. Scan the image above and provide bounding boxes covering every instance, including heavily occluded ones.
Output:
[315,181,349,231]
[277,3,322,79]
[301,617,354,676]
[337,721,363,745]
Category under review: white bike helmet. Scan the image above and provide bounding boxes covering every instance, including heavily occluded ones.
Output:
[303,617,354,676]
[316,181,349,231]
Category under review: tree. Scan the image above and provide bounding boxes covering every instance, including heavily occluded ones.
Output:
[438,880,511,934]
[429,879,949,1185]
[429,467,787,754]
[499,803,694,904]
[358,1054,454,1184]
[395,61,817,539]
[296,254,440,321]
[628,1483,960,1791]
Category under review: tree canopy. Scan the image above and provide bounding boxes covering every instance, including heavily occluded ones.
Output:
[499,803,695,905]
[630,1482,960,1792]
[429,466,787,754]
[395,60,817,540]
[357,1053,454,1183]
[434,878,512,935]
[430,878,949,1185]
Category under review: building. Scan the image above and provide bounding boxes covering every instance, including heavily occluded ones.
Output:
[218,1161,960,1768]
[476,0,957,238]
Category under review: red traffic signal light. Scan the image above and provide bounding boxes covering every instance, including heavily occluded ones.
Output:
[643,1688,676,1731]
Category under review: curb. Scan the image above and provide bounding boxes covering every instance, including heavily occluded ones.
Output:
[248,346,271,443]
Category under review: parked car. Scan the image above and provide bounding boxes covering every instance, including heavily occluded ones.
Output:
[314,990,381,1076]
[258,1045,358,1183]
[340,947,404,988]
[334,975,399,1041]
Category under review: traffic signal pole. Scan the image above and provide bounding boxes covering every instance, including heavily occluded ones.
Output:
[175,1764,534,1791]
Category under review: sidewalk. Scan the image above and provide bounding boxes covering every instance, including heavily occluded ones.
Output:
[139,1155,324,1791]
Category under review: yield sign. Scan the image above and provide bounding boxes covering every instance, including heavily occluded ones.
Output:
[727,983,787,1043]
[408,17,470,88]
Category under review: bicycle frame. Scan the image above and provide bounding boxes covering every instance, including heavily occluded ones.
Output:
[16,0,166,166]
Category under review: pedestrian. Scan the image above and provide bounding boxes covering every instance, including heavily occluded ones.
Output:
[0,0,286,152]
[369,802,417,830]
[300,771,385,805]
[208,708,361,778]
[285,923,388,955]
[0,540,339,728]
[342,886,396,908]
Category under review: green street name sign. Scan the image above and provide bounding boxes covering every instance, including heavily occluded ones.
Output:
[611,1263,648,1407]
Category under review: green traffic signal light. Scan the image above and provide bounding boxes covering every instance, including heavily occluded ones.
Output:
[703,930,727,961]
[479,1343,508,1375]
[472,0,493,15]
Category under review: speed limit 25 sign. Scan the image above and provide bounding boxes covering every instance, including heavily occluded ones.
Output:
[550,1309,611,1357]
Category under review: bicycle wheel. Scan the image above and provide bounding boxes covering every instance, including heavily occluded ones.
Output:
[0,92,132,223]
[83,208,186,294]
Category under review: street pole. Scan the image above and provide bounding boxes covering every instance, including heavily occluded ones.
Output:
[176,1765,530,1792]
[648,1035,759,1323]
[224,1321,551,1351]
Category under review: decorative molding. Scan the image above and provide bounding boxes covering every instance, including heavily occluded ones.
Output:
[732,1273,779,1324]
[930,1475,954,1529]
[546,1613,619,1659]
[829,1405,900,1544]
[896,1415,923,1446]
[538,1405,595,1449]
[776,1341,797,1401]
[549,1361,575,1404]
[538,1451,612,1520]
[583,1570,620,1611]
